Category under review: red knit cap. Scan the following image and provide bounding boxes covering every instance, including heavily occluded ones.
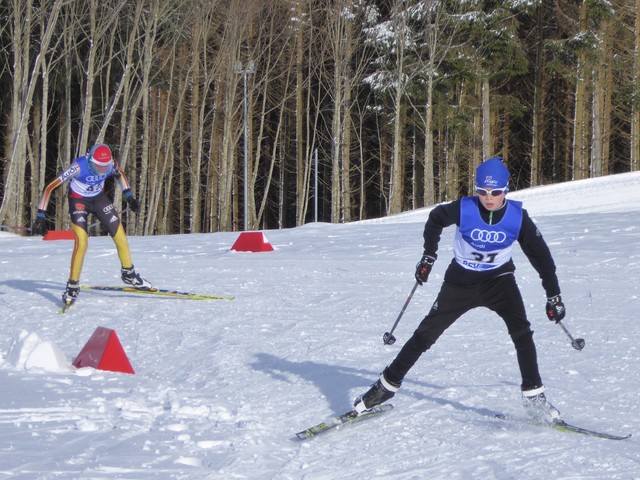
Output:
[89,144,113,166]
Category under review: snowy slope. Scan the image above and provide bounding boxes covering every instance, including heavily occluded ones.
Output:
[1,172,639,479]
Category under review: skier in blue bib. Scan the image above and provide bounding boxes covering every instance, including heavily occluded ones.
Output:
[354,157,566,422]
[31,143,152,306]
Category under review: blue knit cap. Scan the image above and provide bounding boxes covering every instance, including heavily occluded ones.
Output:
[476,157,510,189]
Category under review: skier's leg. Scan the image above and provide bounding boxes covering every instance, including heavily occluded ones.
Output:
[69,225,88,282]
[64,198,89,304]
[355,282,477,413]
[112,224,133,269]
[487,275,542,390]
[386,282,477,383]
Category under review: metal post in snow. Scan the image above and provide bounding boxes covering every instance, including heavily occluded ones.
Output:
[314,149,318,223]
[236,60,255,231]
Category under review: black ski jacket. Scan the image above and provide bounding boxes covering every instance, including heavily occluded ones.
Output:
[422,198,561,298]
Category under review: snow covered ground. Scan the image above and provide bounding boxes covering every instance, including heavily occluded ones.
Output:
[1,172,639,479]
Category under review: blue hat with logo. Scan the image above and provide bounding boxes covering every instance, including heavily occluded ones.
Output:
[476,157,510,189]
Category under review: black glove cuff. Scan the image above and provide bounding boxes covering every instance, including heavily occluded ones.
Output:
[420,255,435,266]
[547,295,562,305]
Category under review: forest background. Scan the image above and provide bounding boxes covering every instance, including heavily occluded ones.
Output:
[1,0,640,235]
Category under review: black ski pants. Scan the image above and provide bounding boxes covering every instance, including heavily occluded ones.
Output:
[386,273,543,391]
[68,194,121,236]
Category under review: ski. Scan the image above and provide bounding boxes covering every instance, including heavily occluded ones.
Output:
[296,404,393,440]
[58,302,75,314]
[80,285,234,301]
[553,420,631,440]
[495,413,631,440]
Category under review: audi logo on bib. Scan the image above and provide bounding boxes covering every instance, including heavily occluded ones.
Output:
[470,229,507,243]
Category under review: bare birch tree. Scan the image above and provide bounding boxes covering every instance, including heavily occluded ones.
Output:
[530,2,546,186]
[1,0,63,228]
[386,1,411,215]
[591,18,613,177]
[414,0,460,207]
[632,0,640,171]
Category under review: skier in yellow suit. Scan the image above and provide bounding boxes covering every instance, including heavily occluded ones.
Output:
[31,143,152,306]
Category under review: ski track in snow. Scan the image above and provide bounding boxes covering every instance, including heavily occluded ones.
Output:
[0,172,639,479]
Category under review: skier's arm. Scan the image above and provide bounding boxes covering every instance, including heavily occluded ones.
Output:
[518,210,561,297]
[415,200,460,284]
[422,200,460,259]
[36,163,80,211]
[112,161,132,192]
[112,162,140,212]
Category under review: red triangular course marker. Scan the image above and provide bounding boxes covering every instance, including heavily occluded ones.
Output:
[72,327,135,374]
[230,231,274,252]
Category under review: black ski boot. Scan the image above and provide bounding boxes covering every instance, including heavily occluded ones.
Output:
[354,369,401,415]
[121,265,152,290]
[62,280,80,305]
[522,386,560,423]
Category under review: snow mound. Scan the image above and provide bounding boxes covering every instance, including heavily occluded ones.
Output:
[4,330,73,373]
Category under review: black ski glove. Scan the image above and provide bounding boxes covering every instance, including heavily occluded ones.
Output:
[123,189,140,213]
[31,209,48,236]
[546,295,566,322]
[415,255,435,285]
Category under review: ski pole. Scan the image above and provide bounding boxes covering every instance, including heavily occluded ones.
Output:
[383,281,419,345]
[557,320,585,351]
